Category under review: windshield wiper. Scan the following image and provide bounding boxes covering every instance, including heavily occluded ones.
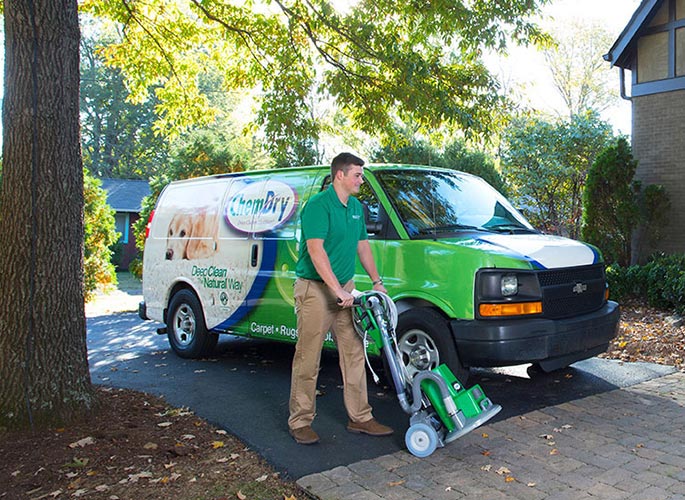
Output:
[418,224,489,234]
[486,223,539,234]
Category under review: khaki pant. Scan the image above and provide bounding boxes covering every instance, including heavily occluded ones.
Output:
[288,278,373,430]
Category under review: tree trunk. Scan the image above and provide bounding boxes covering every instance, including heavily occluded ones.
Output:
[0,0,93,429]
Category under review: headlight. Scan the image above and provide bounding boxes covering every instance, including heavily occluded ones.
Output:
[501,274,518,296]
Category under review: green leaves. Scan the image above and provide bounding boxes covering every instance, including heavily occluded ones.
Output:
[80,0,550,150]
[501,111,613,238]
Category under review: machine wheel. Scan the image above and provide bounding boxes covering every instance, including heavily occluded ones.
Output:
[405,423,439,458]
[395,308,469,384]
[166,289,218,359]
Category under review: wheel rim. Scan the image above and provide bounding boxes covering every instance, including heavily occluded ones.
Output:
[398,328,439,379]
[408,429,431,452]
[405,423,438,457]
[172,304,196,347]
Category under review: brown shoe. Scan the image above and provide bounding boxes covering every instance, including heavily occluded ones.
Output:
[289,426,320,445]
[347,418,393,436]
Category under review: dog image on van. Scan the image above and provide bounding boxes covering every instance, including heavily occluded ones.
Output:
[165,209,219,260]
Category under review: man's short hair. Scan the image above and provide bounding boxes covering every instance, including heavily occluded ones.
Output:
[331,152,365,178]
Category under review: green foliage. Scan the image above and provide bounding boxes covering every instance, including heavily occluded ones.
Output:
[581,137,640,266]
[84,169,118,300]
[438,139,508,196]
[608,254,685,314]
[80,29,170,179]
[370,138,438,165]
[370,137,507,194]
[500,110,613,237]
[639,183,671,254]
[81,0,551,151]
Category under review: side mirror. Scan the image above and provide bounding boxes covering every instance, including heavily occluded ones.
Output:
[367,221,383,235]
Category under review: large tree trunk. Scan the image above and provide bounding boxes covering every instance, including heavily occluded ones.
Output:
[0,0,93,429]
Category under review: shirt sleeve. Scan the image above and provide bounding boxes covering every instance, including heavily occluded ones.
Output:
[357,200,368,241]
[301,196,329,240]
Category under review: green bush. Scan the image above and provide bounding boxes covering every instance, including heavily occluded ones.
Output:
[84,169,119,300]
[607,254,685,314]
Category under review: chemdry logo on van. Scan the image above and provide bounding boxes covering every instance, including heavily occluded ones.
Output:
[225,180,298,233]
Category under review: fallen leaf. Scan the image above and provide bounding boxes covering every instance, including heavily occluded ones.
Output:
[157,422,173,428]
[181,434,196,440]
[550,448,559,455]
[256,474,268,482]
[283,495,297,500]
[69,436,95,448]
[481,465,492,471]
[143,442,158,450]
[72,489,88,497]
[237,491,247,500]
[527,482,537,487]
[495,467,511,475]
[65,458,89,469]
[481,450,491,456]
[539,434,554,440]
[212,441,225,449]
[481,432,489,438]
[388,480,405,487]
[505,476,516,483]
[94,485,109,492]
[216,429,227,435]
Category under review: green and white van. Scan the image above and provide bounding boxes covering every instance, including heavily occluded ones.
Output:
[140,164,619,381]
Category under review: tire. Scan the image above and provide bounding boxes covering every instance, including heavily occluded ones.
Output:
[395,307,469,384]
[405,423,439,458]
[166,289,218,359]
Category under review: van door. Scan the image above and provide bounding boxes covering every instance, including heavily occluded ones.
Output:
[238,169,324,342]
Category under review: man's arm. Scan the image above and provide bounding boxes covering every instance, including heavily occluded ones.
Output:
[357,240,387,294]
[306,238,355,306]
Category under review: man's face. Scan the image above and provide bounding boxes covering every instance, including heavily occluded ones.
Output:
[339,164,364,194]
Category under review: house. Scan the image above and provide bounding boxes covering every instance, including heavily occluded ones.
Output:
[100,179,150,271]
[604,0,685,260]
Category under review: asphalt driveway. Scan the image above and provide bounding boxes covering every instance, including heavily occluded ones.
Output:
[86,309,675,480]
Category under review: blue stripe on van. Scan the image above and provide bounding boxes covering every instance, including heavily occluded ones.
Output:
[212,240,278,331]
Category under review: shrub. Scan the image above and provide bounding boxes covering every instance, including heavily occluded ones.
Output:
[607,253,685,315]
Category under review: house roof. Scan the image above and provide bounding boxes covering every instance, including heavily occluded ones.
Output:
[100,178,150,213]
[604,0,661,68]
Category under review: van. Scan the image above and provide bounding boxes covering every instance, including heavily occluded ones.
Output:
[139,164,620,381]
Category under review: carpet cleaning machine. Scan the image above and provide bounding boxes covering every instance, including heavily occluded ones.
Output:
[351,291,502,457]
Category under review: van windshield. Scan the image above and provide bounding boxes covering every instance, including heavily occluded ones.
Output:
[374,168,536,239]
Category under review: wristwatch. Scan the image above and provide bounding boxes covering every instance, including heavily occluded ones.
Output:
[372,279,383,286]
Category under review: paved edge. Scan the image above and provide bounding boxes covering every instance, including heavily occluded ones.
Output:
[297,372,685,500]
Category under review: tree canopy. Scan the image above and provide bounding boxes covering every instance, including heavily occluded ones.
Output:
[81,0,551,155]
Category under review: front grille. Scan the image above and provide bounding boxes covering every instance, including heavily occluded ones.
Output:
[539,264,607,319]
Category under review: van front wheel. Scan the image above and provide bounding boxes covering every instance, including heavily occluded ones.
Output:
[395,308,469,384]
[166,290,218,359]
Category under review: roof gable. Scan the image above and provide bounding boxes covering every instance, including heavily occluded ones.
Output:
[100,179,151,213]
[605,0,662,68]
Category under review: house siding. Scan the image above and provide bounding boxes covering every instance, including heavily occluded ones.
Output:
[632,88,685,258]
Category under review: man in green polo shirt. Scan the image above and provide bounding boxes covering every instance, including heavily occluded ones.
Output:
[288,152,393,445]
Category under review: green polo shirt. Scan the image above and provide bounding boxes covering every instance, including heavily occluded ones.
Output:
[296,185,368,284]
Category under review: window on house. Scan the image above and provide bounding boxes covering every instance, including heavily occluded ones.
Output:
[114,213,130,244]
[677,0,685,20]
[677,28,685,75]
[638,31,669,82]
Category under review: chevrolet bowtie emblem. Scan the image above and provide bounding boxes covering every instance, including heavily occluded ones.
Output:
[572,282,588,294]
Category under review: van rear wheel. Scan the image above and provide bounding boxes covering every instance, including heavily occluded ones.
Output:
[394,308,469,385]
[167,290,218,359]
